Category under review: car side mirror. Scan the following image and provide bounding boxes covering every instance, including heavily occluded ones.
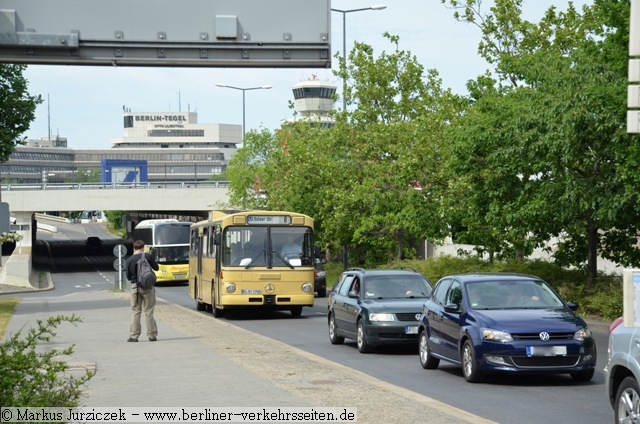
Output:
[348,290,359,299]
[444,303,460,313]
[566,301,578,311]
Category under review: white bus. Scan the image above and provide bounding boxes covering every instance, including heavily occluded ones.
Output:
[132,219,191,284]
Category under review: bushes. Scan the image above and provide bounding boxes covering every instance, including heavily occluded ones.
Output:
[0,314,94,407]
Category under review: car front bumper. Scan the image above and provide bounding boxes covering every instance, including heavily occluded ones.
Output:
[364,321,421,347]
[476,339,597,373]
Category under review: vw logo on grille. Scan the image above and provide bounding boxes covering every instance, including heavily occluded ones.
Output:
[264,283,275,294]
[415,313,423,321]
[539,332,550,341]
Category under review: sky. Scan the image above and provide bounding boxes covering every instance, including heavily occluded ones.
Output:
[22,0,592,149]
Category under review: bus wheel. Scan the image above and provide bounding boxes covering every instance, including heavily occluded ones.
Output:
[212,307,224,318]
[195,281,205,311]
[212,286,224,318]
[290,306,303,318]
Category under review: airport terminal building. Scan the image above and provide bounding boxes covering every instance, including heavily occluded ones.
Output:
[0,77,334,184]
[0,111,242,184]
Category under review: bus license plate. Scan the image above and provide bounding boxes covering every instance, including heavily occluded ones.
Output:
[174,274,186,280]
[405,325,418,334]
[241,289,262,294]
[526,346,567,356]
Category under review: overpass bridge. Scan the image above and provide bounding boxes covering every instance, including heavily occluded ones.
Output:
[0,181,230,288]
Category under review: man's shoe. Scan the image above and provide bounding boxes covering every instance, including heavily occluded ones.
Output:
[149,337,157,342]
[127,338,138,342]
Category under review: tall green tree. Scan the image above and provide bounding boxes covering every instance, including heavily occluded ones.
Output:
[226,128,278,210]
[226,35,463,263]
[442,0,635,284]
[0,65,41,161]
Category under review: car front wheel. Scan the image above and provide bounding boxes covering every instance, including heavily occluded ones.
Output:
[357,320,372,353]
[461,340,482,383]
[328,314,344,345]
[615,376,640,423]
[418,330,439,369]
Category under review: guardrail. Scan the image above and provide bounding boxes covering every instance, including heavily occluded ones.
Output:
[1,181,230,191]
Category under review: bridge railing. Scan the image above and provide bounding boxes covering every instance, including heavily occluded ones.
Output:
[1,181,230,191]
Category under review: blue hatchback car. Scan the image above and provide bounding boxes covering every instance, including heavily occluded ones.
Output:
[418,273,596,383]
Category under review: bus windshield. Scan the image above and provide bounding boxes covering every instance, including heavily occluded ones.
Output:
[223,226,313,267]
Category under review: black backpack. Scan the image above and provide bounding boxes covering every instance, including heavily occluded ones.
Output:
[136,253,157,289]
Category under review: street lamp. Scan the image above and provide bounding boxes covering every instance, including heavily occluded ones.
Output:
[331,4,387,111]
[215,83,272,139]
[331,4,386,270]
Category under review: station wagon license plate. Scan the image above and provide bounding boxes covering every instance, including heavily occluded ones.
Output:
[526,345,567,356]
[405,325,418,334]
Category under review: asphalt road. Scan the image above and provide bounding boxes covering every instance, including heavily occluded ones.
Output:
[32,223,615,424]
[158,285,612,424]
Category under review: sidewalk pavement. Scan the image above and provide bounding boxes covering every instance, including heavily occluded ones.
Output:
[0,281,493,424]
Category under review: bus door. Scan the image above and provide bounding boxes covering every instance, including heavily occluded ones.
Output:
[213,228,222,297]
[189,227,200,299]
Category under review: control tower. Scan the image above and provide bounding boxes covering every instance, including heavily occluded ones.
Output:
[284,75,337,128]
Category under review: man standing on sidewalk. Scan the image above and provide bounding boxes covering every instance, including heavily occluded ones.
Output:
[125,240,160,342]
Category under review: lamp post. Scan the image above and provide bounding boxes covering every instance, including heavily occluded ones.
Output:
[331,4,387,111]
[215,83,272,139]
[331,4,386,270]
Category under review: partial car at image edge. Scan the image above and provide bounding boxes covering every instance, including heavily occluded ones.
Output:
[605,316,640,423]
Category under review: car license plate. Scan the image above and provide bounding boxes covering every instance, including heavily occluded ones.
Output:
[241,289,261,294]
[526,345,567,356]
[173,274,186,279]
[405,325,418,334]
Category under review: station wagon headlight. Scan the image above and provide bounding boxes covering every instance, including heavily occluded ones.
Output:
[574,328,591,341]
[481,328,513,343]
[226,283,236,293]
[369,313,395,322]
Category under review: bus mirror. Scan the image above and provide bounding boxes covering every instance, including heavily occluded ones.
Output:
[314,245,322,257]
[214,231,221,246]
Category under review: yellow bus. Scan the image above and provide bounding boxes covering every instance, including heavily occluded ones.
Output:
[132,219,191,283]
[189,210,316,317]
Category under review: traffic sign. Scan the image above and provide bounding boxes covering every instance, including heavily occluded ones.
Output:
[113,244,127,257]
[113,258,126,272]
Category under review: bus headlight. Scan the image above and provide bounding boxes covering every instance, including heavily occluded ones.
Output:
[301,283,312,293]
[226,283,236,293]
